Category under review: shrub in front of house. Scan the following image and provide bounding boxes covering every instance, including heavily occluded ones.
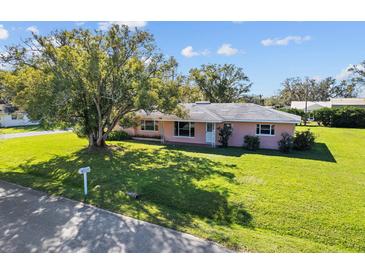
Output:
[218,124,233,148]
[107,131,131,141]
[278,132,293,153]
[243,135,260,151]
[293,129,316,150]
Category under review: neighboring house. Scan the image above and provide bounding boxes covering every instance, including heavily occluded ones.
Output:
[290,101,332,112]
[291,98,365,110]
[330,98,365,108]
[121,102,301,150]
[0,104,39,127]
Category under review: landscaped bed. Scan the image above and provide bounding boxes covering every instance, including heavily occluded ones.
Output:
[0,126,364,252]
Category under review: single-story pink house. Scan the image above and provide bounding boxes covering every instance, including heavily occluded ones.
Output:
[121,102,301,150]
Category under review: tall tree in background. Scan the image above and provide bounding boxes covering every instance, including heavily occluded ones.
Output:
[189,64,252,103]
[349,61,365,91]
[1,25,182,148]
[277,77,358,106]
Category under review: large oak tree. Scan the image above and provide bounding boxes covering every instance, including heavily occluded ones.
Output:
[189,64,252,103]
[1,25,182,148]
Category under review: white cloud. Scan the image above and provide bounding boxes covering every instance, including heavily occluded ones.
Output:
[26,26,39,35]
[98,21,147,31]
[180,46,210,58]
[0,25,9,40]
[261,35,311,46]
[181,46,199,58]
[75,22,85,26]
[217,43,238,56]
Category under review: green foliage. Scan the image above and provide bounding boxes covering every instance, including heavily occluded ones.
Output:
[1,25,182,147]
[189,64,252,103]
[293,130,316,150]
[278,132,293,153]
[218,124,233,148]
[119,113,140,129]
[106,130,131,141]
[313,106,365,128]
[312,107,333,126]
[243,135,260,150]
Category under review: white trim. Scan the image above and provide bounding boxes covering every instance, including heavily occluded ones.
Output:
[140,119,159,132]
[174,121,195,138]
[255,124,276,136]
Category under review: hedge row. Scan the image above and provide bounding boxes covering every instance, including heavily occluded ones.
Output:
[313,106,365,128]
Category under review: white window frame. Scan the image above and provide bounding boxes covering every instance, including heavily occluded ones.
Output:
[256,124,275,136]
[140,120,158,132]
[174,121,195,138]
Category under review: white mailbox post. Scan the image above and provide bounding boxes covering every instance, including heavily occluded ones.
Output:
[78,166,91,196]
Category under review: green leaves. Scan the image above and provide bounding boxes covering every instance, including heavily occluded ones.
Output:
[189,64,252,103]
[1,24,182,147]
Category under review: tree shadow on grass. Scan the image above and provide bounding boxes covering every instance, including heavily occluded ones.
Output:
[1,143,253,231]
[126,140,336,163]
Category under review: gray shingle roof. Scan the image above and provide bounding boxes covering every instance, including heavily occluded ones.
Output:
[139,102,301,124]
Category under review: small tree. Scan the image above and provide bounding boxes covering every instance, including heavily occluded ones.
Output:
[312,107,333,126]
[218,124,233,147]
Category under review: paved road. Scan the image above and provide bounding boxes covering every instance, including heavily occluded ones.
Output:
[0,130,70,140]
[0,180,228,253]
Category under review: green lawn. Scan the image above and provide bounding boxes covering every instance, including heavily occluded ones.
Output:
[0,125,44,134]
[0,126,364,252]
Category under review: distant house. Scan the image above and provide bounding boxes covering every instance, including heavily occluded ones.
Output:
[121,102,301,150]
[290,98,365,120]
[291,98,365,110]
[290,101,332,112]
[330,98,365,108]
[0,104,39,128]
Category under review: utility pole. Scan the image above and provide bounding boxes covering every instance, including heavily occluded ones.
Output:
[304,80,308,126]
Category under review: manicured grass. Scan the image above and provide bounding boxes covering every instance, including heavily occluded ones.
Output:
[0,125,44,134]
[0,126,364,252]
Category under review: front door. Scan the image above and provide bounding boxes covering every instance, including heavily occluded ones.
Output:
[206,123,214,143]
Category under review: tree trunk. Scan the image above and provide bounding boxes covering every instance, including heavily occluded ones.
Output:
[88,133,107,148]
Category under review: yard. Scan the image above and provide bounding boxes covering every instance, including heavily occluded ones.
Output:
[0,126,364,252]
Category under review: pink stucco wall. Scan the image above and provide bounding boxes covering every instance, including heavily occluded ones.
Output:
[216,122,295,149]
[121,120,296,150]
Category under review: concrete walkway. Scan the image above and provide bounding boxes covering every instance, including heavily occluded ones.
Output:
[0,180,228,253]
[0,130,70,140]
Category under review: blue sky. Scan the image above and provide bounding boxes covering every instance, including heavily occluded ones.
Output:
[1,21,365,97]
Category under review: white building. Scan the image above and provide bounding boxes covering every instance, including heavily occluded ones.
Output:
[0,104,39,127]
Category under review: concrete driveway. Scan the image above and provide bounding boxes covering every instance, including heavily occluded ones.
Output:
[0,130,69,140]
[0,180,228,253]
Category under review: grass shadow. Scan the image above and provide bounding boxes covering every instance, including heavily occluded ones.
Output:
[1,143,253,230]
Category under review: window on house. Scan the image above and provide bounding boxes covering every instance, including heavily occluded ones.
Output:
[11,114,17,120]
[256,124,275,136]
[140,120,158,131]
[174,121,195,137]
